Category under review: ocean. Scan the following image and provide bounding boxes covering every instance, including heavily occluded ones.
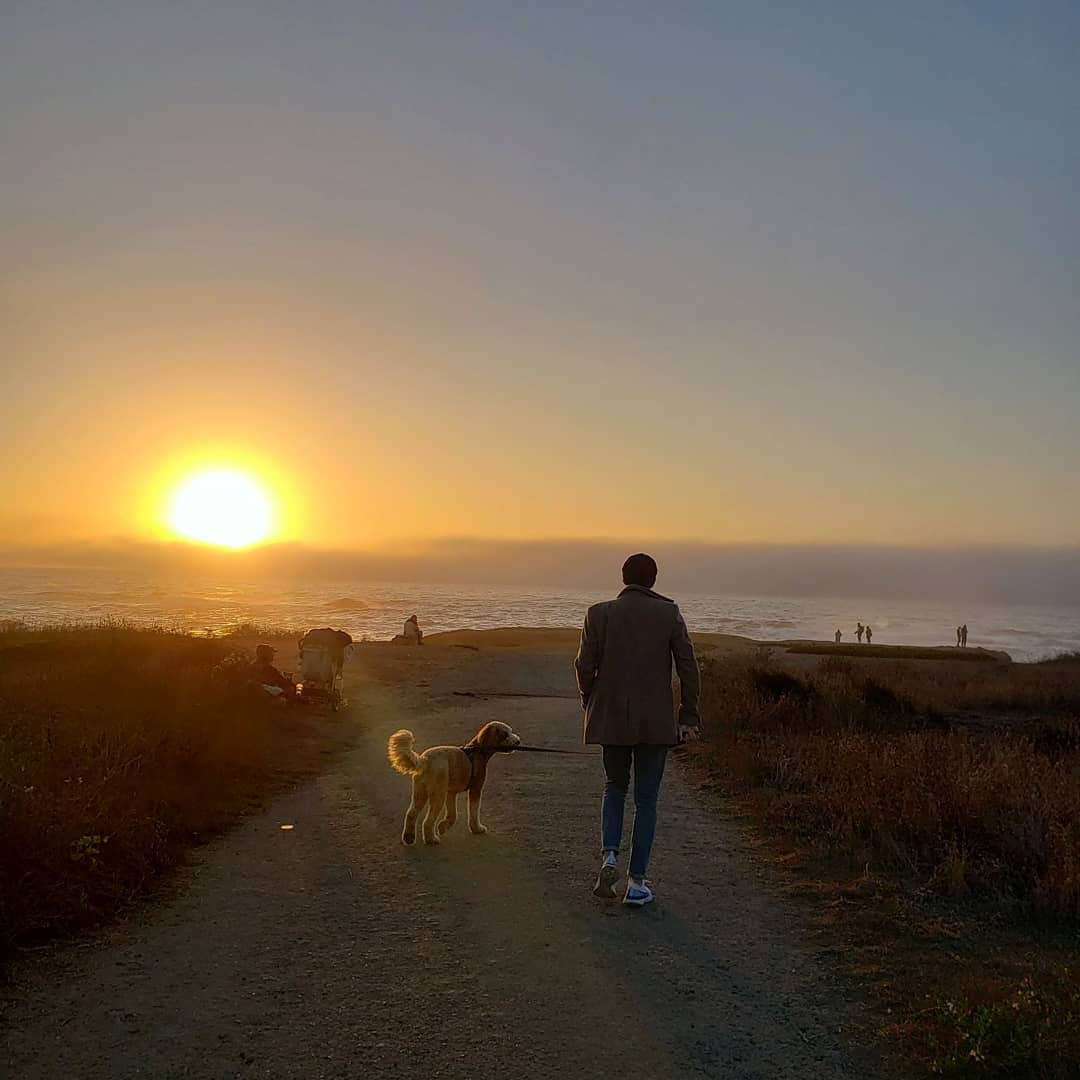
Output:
[1,566,1079,663]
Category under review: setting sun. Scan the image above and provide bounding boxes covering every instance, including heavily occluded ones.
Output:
[167,469,274,548]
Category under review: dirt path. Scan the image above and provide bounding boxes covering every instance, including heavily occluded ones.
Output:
[1,642,885,1079]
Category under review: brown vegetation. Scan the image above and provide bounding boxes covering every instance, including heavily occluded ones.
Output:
[0,625,347,958]
[787,642,1006,663]
[695,653,1080,1077]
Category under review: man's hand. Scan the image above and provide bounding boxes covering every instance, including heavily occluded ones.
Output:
[677,724,700,744]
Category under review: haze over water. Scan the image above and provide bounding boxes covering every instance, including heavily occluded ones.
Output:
[3,567,1078,663]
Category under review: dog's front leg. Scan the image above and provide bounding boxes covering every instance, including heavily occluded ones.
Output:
[467,788,487,835]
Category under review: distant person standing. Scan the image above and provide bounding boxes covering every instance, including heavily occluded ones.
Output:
[403,614,423,645]
[856,622,864,643]
[961,624,968,648]
[865,625,873,644]
[835,629,842,644]
[956,626,963,647]
[575,553,700,908]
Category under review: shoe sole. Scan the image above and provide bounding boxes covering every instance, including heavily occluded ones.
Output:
[623,892,654,907]
[593,865,619,899]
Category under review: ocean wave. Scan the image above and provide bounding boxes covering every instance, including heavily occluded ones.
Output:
[32,588,131,602]
[329,597,369,611]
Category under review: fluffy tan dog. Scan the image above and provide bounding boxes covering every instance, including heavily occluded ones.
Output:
[387,722,520,845]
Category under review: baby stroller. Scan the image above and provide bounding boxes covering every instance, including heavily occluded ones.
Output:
[297,628,354,710]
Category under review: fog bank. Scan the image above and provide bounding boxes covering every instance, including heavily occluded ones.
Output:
[4,539,1080,606]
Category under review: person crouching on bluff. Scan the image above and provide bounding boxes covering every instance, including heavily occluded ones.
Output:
[252,643,296,698]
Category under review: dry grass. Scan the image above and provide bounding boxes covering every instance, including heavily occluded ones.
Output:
[814,651,1080,720]
[695,654,1080,1076]
[0,624,347,958]
[788,643,1003,663]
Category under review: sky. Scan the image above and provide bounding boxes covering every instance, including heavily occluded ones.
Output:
[3,1,1078,556]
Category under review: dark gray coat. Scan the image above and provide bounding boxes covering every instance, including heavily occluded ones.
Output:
[574,585,701,747]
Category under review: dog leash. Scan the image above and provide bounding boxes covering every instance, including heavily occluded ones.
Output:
[465,744,594,758]
[509,744,594,756]
[461,742,594,788]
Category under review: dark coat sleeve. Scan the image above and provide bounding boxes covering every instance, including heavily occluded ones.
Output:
[670,607,701,727]
[573,607,601,708]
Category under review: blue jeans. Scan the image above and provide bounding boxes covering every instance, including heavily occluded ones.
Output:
[601,744,668,880]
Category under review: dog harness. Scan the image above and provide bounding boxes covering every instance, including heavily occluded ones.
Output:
[460,744,489,791]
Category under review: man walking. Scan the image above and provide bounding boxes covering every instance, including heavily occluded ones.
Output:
[574,553,701,907]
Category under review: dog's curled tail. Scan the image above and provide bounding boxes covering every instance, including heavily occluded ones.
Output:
[387,729,424,776]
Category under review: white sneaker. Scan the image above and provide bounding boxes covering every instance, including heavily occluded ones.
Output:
[623,878,654,907]
[593,853,619,899]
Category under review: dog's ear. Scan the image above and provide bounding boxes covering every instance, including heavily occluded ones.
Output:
[484,723,512,749]
[472,722,504,749]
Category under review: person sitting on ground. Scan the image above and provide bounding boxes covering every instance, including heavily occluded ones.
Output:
[403,614,423,645]
[252,643,295,698]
